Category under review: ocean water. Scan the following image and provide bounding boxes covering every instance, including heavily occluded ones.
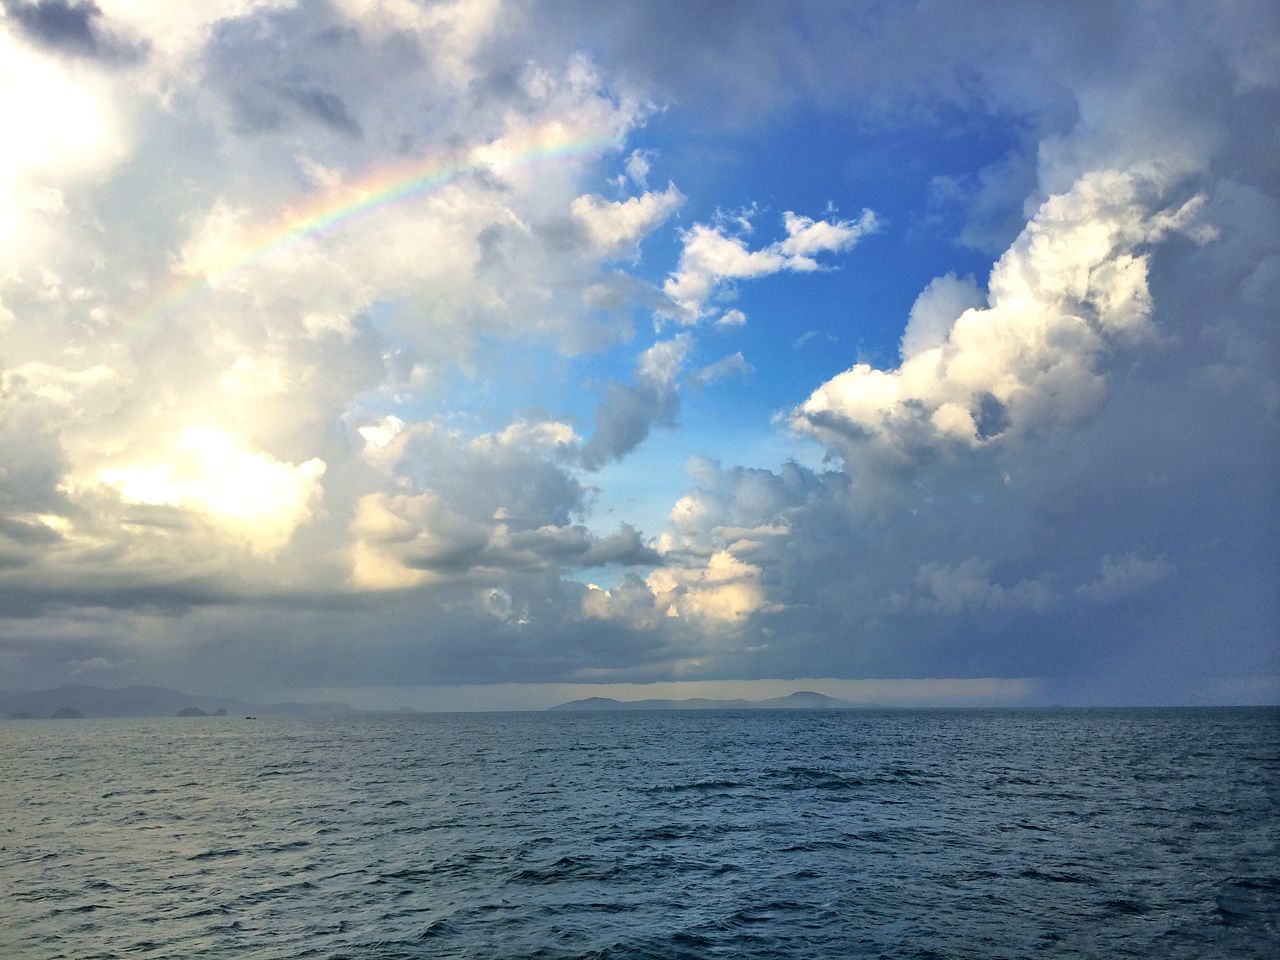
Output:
[2,708,1277,959]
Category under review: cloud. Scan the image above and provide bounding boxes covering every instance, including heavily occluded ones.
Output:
[792,170,1211,495]
[0,372,72,517]
[1077,552,1173,602]
[899,273,985,360]
[278,85,363,138]
[0,28,128,263]
[570,181,683,259]
[661,207,877,323]
[350,490,490,589]
[3,0,145,62]
[647,549,772,626]
[347,410,663,590]
[0,1,674,612]
[915,558,1053,615]
[581,544,776,634]
[96,427,327,555]
[624,149,651,187]
[352,495,660,589]
[689,352,751,389]
[0,1,1274,706]
[580,334,692,470]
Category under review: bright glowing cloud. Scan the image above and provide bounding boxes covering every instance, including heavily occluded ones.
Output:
[98,427,326,554]
[647,549,772,626]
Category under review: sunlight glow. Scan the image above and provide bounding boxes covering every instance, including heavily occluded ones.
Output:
[99,427,325,553]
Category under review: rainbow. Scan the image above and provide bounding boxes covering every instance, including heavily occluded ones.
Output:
[131,126,620,333]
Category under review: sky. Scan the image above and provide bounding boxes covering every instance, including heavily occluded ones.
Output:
[0,0,1276,709]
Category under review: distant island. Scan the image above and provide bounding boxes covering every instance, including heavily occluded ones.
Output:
[550,690,865,711]
[0,683,357,720]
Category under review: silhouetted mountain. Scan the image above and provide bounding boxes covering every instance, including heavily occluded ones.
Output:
[550,691,861,711]
[0,683,358,719]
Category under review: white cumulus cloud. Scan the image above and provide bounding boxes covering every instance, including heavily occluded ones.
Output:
[793,170,1209,480]
[661,207,877,323]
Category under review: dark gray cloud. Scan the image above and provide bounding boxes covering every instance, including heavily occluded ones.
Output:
[279,85,363,138]
[0,380,72,522]
[202,7,396,141]
[0,579,237,618]
[0,517,62,545]
[649,347,1277,696]
[4,0,146,62]
[404,523,660,575]
[579,379,678,471]
[225,83,363,138]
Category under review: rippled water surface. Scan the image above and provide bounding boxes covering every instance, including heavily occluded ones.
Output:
[3,708,1278,958]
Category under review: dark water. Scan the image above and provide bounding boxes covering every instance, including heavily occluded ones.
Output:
[2,709,1277,959]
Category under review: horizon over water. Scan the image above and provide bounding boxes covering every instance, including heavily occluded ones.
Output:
[3,708,1277,958]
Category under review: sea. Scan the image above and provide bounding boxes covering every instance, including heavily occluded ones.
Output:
[2,708,1277,959]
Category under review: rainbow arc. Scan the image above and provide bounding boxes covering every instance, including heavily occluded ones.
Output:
[130,126,618,333]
